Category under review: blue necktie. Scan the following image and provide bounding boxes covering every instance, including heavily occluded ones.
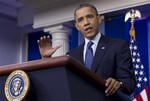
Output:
[85,41,93,69]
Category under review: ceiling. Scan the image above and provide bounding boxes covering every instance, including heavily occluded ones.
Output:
[0,0,150,24]
[104,3,150,19]
[0,0,23,8]
[0,0,24,21]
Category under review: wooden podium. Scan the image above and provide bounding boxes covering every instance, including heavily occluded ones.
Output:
[0,56,110,101]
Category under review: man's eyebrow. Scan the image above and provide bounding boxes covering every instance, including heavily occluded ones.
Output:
[76,17,83,22]
[86,14,93,16]
[78,16,83,19]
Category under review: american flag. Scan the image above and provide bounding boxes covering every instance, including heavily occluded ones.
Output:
[129,27,149,101]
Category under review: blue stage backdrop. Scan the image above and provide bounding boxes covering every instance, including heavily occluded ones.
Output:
[70,26,79,50]
[28,31,49,61]
[105,16,127,41]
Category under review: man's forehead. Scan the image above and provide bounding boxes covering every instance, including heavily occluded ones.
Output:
[76,7,94,13]
[75,7,95,18]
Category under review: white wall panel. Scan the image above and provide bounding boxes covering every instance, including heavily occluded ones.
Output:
[0,17,21,66]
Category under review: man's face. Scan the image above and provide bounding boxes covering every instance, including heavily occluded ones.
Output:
[75,7,101,40]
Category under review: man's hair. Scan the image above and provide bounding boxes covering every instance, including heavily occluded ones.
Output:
[74,3,98,19]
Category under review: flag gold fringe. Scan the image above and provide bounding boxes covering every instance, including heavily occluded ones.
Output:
[130,26,136,40]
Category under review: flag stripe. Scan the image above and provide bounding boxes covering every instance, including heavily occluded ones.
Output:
[145,85,148,96]
[136,93,143,101]
[140,88,148,101]
[133,98,137,101]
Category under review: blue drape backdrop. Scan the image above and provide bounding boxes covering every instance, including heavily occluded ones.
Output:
[28,31,49,61]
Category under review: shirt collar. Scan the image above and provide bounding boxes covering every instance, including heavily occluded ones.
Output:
[85,32,101,46]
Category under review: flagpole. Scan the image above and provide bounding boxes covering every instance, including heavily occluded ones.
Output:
[124,9,141,40]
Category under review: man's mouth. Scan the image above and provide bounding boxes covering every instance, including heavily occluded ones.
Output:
[85,27,93,32]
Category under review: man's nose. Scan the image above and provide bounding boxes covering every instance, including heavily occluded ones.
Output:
[84,18,90,26]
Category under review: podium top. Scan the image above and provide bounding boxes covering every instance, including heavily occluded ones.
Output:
[0,55,106,90]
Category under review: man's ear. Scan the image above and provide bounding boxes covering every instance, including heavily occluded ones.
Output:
[75,23,80,31]
[98,15,102,24]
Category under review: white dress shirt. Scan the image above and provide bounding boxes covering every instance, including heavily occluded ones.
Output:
[83,32,101,62]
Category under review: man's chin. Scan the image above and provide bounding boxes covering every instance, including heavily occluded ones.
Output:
[85,35,95,40]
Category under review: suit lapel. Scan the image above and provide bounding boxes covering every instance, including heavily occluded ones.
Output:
[91,35,109,72]
[77,43,85,65]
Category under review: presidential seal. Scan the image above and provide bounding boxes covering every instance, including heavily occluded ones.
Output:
[5,70,30,101]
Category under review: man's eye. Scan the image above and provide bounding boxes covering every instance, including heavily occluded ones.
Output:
[87,15,93,18]
[78,18,83,22]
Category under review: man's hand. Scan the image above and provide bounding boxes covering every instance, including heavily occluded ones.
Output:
[105,78,122,96]
[37,36,61,58]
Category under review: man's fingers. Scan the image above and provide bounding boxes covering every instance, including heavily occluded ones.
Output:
[105,78,111,87]
[37,36,51,47]
[45,36,51,46]
[37,39,42,48]
[105,78,121,96]
[39,37,44,46]
[37,36,61,58]
[53,45,62,50]
[47,35,50,40]
[105,78,113,94]
[105,79,114,94]
[42,36,47,45]
[106,81,119,96]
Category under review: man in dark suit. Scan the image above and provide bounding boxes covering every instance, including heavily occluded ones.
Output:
[38,3,135,101]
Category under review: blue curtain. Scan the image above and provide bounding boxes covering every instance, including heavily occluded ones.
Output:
[105,16,127,41]
[70,27,78,49]
[28,31,49,61]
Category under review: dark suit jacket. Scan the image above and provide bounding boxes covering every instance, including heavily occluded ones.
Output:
[67,35,135,101]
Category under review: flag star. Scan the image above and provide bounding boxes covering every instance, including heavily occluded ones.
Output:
[129,45,133,50]
[137,53,140,57]
[138,77,142,82]
[139,71,143,75]
[136,58,140,63]
[133,46,137,50]
[132,58,135,62]
[135,64,139,69]
[131,39,134,43]
[137,83,141,88]
[143,77,147,82]
[133,52,136,56]
[135,70,138,75]
[140,65,144,69]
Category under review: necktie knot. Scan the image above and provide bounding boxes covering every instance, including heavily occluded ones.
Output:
[87,41,93,49]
